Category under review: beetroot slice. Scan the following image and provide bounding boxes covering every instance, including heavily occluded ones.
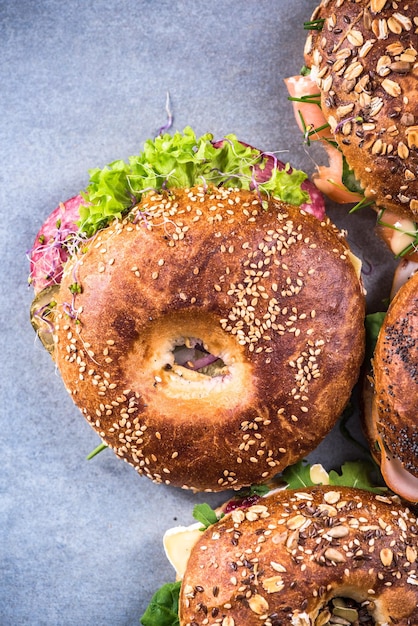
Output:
[29,195,83,295]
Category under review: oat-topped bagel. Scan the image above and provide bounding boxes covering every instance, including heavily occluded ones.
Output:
[179,485,418,625]
[363,269,418,502]
[304,0,418,222]
[52,184,364,491]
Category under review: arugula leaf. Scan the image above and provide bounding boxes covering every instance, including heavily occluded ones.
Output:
[192,503,220,529]
[140,581,180,626]
[77,127,310,237]
[281,460,385,494]
[281,460,316,489]
[246,483,271,497]
[328,461,385,493]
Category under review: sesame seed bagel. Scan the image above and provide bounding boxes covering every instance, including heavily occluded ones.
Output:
[180,486,418,625]
[367,271,418,497]
[305,0,418,220]
[53,186,365,491]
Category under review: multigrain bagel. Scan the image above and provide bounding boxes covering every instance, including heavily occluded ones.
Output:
[53,185,365,491]
[304,0,418,222]
[180,486,418,625]
[363,270,418,502]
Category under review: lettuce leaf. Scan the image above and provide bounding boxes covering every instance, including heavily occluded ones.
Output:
[140,581,181,626]
[192,503,220,529]
[77,127,309,236]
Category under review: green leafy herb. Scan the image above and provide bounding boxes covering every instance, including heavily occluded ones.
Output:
[342,157,364,195]
[192,503,221,529]
[281,460,316,488]
[86,442,108,460]
[140,581,181,626]
[300,65,311,77]
[296,110,330,146]
[328,461,385,493]
[281,459,385,493]
[304,18,325,31]
[349,195,375,213]
[246,483,271,497]
[69,282,82,294]
[77,127,310,237]
[365,311,386,363]
[288,93,322,106]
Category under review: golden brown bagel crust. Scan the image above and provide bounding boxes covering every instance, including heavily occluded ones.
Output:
[373,270,418,477]
[305,0,418,220]
[180,486,418,625]
[53,186,365,491]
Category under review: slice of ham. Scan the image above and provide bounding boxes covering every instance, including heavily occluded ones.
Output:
[376,211,418,263]
[285,73,418,259]
[311,142,364,205]
[28,195,84,295]
[390,259,418,298]
[284,74,333,142]
[364,390,418,503]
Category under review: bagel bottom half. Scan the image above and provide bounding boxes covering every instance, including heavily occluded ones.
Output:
[180,486,418,625]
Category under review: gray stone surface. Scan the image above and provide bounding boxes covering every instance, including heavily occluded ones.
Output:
[1,1,397,624]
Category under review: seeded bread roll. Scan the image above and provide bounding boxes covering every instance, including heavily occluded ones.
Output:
[53,186,365,491]
[363,270,418,501]
[305,0,418,220]
[180,486,418,626]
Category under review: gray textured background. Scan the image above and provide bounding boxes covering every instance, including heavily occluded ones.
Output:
[2,1,396,624]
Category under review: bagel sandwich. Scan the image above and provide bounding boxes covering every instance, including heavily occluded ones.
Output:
[141,461,418,626]
[28,127,365,492]
[363,261,418,503]
[285,0,418,263]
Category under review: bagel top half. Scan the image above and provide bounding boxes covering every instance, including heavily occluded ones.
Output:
[180,485,418,625]
[305,0,418,220]
[53,185,365,491]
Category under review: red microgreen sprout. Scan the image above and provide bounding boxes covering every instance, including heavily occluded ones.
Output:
[334,115,363,134]
[157,91,173,136]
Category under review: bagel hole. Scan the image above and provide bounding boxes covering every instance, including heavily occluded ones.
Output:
[315,596,375,625]
[169,337,228,378]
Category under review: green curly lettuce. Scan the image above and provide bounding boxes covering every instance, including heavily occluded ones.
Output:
[77,126,310,237]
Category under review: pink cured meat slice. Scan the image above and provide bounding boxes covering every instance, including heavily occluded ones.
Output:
[29,195,84,295]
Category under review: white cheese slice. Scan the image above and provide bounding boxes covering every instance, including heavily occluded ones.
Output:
[163,522,203,580]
